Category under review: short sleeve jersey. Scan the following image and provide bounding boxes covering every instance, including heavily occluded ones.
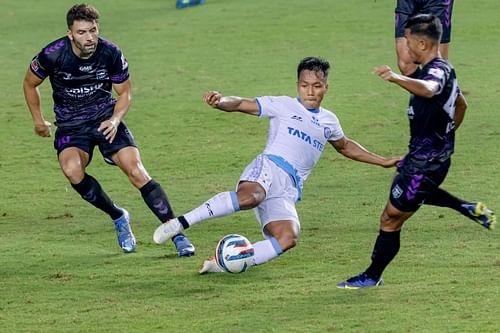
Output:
[406,58,459,161]
[256,96,344,181]
[29,36,129,126]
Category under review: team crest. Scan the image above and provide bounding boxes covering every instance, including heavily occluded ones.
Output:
[324,127,332,139]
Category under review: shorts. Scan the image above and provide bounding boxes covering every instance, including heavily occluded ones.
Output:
[54,120,137,165]
[395,0,454,43]
[239,154,300,238]
[389,156,450,212]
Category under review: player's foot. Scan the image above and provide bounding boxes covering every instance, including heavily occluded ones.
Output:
[172,234,196,257]
[199,256,225,274]
[113,209,136,253]
[462,202,496,230]
[337,272,383,289]
[153,218,184,244]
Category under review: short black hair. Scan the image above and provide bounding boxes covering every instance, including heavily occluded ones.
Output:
[297,57,330,80]
[404,14,442,42]
[66,3,100,28]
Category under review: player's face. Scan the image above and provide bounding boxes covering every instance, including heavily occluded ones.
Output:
[297,69,328,109]
[67,20,99,59]
[404,30,423,65]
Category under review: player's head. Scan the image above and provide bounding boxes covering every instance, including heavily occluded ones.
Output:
[405,14,442,42]
[404,14,442,64]
[66,4,100,58]
[296,57,330,109]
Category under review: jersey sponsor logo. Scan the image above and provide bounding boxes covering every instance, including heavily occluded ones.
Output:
[291,115,303,122]
[65,83,104,98]
[79,65,93,72]
[287,126,324,152]
[63,73,73,80]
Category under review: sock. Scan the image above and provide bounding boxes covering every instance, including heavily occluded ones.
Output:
[408,67,423,78]
[140,179,175,223]
[71,173,123,220]
[425,188,470,216]
[365,230,401,280]
[183,191,240,226]
[251,237,283,266]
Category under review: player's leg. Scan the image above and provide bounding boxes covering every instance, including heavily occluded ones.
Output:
[153,181,265,244]
[253,219,299,265]
[338,167,429,289]
[110,145,195,256]
[153,154,272,244]
[58,146,135,252]
[338,201,414,289]
[198,219,298,274]
[425,187,496,229]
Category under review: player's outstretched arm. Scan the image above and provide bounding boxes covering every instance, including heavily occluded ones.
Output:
[203,91,259,116]
[23,69,52,137]
[374,65,438,98]
[330,136,400,168]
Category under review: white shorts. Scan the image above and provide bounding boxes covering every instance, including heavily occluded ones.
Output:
[239,154,300,238]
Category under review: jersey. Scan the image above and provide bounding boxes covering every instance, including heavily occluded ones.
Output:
[29,36,129,127]
[256,96,344,183]
[406,57,459,162]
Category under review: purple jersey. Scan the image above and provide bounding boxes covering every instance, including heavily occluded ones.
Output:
[406,58,459,162]
[29,36,129,127]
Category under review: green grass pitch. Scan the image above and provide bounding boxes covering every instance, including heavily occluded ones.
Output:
[1,0,499,332]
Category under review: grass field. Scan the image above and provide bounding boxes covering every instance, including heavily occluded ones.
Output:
[1,0,499,332]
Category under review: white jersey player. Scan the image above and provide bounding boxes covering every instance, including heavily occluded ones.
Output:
[153,57,399,273]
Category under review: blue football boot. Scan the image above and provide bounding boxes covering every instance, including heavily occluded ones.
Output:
[337,272,383,289]
[113,209,136,253]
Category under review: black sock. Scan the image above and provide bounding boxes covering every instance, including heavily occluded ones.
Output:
[140,179,175,223]
[425,188,469,216]
[71,174,123,220]
[408,67,423,78]
[365,230,401,280]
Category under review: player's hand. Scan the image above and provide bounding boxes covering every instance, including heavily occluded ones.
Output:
[382,156,402,168]
[374,65,399,82]
[34,120,52,137]
[98,118,119,143]
[203,91,222,108]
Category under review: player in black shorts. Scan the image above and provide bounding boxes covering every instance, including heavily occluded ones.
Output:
[395,0,454,76]
[23,4,195,256]
[338,14,495,289]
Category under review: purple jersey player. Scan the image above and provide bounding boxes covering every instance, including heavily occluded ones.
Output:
[23,3,194,256]
[338,14,495,289]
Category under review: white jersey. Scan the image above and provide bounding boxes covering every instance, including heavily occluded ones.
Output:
[256,95,344,183]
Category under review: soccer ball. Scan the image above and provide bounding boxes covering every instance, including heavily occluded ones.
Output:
[215,234,255,273]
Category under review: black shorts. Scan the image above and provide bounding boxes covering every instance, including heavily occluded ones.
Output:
[395,0,454,43]
[389,156,450,212]
[54,120,137,165]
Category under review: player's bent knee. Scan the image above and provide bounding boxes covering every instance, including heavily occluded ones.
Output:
[61,163,85,184]
[276,234,298,252]
[126,164,150,188]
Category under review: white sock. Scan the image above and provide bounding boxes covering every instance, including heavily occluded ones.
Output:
[183,191,240,226]
[251,237,283,266]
